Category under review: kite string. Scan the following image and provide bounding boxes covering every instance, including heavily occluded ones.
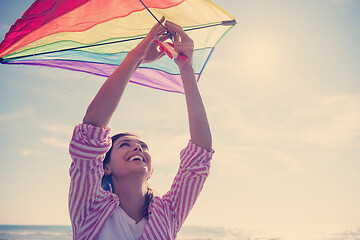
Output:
[138,0,173,42]
[138,0,168,32]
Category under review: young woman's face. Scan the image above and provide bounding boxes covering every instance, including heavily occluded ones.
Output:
[105,135,152,181]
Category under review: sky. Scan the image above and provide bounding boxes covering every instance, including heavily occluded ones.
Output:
[0,0,359,229]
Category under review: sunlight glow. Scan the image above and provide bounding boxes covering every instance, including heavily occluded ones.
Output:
[238,34,283,81]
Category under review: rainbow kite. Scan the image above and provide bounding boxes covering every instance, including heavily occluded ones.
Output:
[0,0,236,93]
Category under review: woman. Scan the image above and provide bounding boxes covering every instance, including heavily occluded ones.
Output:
[69,18,214,240]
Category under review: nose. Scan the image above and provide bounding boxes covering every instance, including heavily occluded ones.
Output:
[132,143,143,152]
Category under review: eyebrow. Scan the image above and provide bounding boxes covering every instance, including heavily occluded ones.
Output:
[139,141,148,148]
[116,139,148,148]
[116,139,130,147]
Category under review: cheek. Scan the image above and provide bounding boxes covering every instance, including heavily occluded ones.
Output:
[146,153,153,178]
[145,152,152,164]
[146,153,153,173]
[109,151,125,170]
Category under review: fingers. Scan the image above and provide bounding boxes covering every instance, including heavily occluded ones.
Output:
[153,16,165,30]
[172,31,180,43]
[165,21,192,42]
[150,16,167,39]
[157,51,166,60]
[164,21,183,34]
[156,16,166,33]
[158,33,171,42]
[174,42,194,50]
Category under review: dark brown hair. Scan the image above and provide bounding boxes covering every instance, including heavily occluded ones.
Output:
[101,132,155,219]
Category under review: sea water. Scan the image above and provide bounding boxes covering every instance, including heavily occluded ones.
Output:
[0,225,71,239]
[0,224,359,240]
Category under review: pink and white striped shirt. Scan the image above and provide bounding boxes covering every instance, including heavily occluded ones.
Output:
[69,124,214,240]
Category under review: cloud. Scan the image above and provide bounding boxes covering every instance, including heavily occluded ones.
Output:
[20,149,46,157]
[41,137,68,149]
[213,143,307,179]
[263,147,307,173]
[40,123,73,134]
[0,107,34,133]
[207,71,360,148]
[139,129,188,164]
[203,72,360,176]
[286,94,360,148]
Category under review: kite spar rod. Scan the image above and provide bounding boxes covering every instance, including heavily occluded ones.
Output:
[138,0,170,33]
[0,20,236,63]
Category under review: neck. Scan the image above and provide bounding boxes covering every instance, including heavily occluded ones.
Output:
[112,176,148,223]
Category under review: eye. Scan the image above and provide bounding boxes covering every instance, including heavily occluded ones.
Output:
[119,142,130,148]
[141,143,148,150]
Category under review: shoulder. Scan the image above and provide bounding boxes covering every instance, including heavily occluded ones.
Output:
[72,123,112,143]
[69,123,112,160]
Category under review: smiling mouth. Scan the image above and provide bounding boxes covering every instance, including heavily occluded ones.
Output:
[128,155,145,163]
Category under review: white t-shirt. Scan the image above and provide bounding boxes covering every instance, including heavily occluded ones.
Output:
[95,206,147,240]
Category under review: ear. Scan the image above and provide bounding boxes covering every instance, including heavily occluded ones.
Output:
[104,163,112,175]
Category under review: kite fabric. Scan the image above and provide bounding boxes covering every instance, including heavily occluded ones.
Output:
[0,0,236,93]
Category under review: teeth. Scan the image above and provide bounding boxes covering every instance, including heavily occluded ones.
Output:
[129,156,144,162]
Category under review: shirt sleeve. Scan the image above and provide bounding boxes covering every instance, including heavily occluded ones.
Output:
[162,140,214,235]
[68,124,119,240]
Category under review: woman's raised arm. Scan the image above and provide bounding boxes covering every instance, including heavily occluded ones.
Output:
[83,18,166,128]
[165,21,212,151]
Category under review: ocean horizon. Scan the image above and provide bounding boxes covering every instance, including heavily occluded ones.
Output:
[0,224,359,240]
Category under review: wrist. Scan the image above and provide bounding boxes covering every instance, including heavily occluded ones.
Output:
[179,64,194,73]
[127,49,144,64]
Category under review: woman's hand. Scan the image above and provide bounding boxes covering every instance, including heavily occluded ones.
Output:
[131,17,168,63]
[164,21,194,69]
